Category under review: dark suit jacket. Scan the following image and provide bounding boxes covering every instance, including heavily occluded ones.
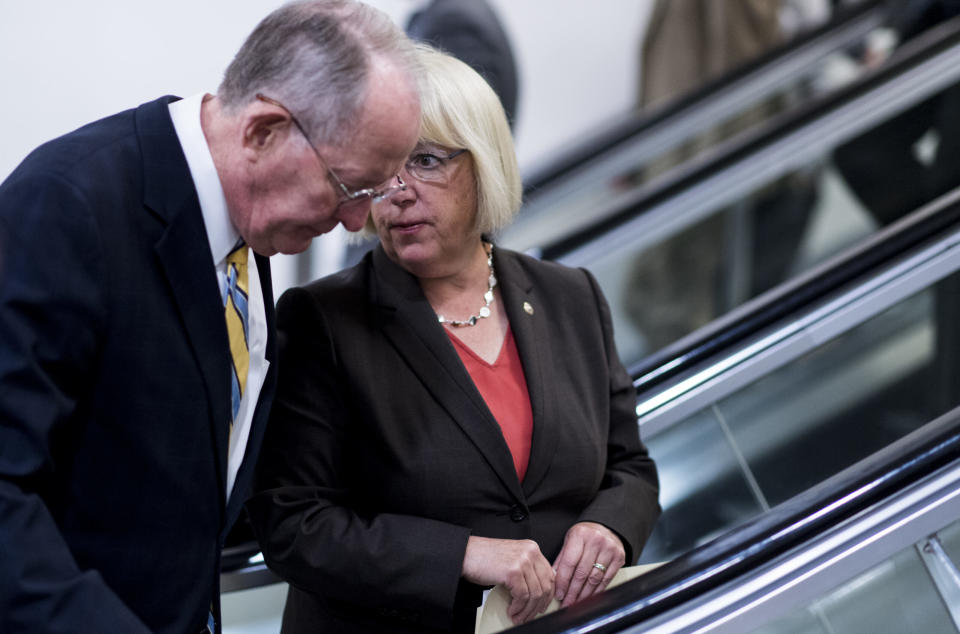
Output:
[247,246,659,633]
[407,0,519,127]
[0,96,277,633]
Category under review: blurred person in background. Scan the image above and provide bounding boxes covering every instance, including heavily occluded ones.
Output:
[834,0,960,226]
[407,0,519,128]
[626,0,826,353]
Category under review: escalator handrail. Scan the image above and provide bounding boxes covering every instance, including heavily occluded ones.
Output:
[629,172,960,396]
[513,403,960,633]
[520,1,884,197]
[540,15,960,263]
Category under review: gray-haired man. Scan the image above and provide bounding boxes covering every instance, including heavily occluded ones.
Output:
[0,2,420,632]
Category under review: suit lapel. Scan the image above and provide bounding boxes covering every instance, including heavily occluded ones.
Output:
[137,97,231,506]
[494,250,560,496]
[370,247,525,502]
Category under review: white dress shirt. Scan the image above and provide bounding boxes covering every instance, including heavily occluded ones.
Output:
[168,93,270,502]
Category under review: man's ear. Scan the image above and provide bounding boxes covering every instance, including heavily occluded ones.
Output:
[240,107,290,161]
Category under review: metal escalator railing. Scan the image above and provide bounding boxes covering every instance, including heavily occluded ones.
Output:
[510,1,886,254]
[633,183,960,410]
[633,184,960,564]
[541,15,960,264]
[513,403,960,633]
[626,441,960,632]
[534,16,960,372]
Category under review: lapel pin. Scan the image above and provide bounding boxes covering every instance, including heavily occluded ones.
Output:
[523,301,534,315]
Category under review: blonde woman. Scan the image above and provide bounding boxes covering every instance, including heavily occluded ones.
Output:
[249,45,660,633]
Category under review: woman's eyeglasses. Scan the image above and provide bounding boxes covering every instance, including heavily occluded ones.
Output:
[403,146,468,184]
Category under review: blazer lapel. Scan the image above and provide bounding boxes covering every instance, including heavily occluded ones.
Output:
[369,247,525,502]
[137,97,231,505]
[494,250,560,496]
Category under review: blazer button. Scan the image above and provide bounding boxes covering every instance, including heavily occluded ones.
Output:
[510,505,527,522]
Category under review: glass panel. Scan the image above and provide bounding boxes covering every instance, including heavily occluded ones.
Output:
[722,271,960,506]
[751,545,956,633]
[749,606,826,634]
[721,289,937,506]
[586,77,960,367]
[638,409,763,563]
[643,266,960,555]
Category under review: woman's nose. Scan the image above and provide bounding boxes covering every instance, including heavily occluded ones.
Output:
[388,173,417,206]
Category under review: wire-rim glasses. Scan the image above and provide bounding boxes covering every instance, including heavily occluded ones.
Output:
[255,93,406,204]
[404,145,467,184]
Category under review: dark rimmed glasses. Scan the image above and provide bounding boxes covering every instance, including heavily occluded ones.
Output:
[255,93,407,204]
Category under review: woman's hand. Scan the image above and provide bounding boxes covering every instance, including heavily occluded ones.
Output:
[462,536,556,625]
[553,522,626,607]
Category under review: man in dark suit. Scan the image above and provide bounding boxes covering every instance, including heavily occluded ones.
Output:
[0,2,420,632]
[406,0,519,128]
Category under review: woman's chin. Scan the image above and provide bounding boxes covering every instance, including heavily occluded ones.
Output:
[392,244,442,274]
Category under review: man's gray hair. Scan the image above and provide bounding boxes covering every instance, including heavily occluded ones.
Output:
[219,0,419,146]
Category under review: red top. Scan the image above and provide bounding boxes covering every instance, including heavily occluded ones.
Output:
[447,327,533,481]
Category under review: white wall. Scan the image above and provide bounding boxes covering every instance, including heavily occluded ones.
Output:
[0,0,652,293]
[492,0,652,170]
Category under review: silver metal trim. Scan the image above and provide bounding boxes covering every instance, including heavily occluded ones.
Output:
[916,535,960,630]
[624,459,960,633]
[637,227,960,439]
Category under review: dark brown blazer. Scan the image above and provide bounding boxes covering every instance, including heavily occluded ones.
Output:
[248,245,659,633]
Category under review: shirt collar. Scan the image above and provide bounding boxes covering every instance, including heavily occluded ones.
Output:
[168,93,240,267]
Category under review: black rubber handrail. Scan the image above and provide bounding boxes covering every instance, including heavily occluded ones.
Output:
[520,1,883,197]
[513,403,960,633]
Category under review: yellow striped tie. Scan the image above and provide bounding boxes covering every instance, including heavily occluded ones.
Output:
[224,245,249,422]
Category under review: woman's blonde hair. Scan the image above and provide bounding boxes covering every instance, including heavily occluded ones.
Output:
[362,43,522,236]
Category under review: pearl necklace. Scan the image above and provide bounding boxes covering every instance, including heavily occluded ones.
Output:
[437,244,496,328]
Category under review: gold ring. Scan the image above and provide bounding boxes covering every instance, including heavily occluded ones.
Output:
[592,562,607,573]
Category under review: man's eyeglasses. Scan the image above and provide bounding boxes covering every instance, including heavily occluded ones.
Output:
[255,93,406,205]
[404,145,468,184]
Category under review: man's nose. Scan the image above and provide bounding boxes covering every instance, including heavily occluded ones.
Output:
[337,200,371,232]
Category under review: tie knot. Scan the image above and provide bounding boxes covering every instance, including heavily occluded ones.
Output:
[227,243,248,268]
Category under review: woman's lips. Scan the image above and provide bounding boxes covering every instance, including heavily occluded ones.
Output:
[391,221,428,234]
